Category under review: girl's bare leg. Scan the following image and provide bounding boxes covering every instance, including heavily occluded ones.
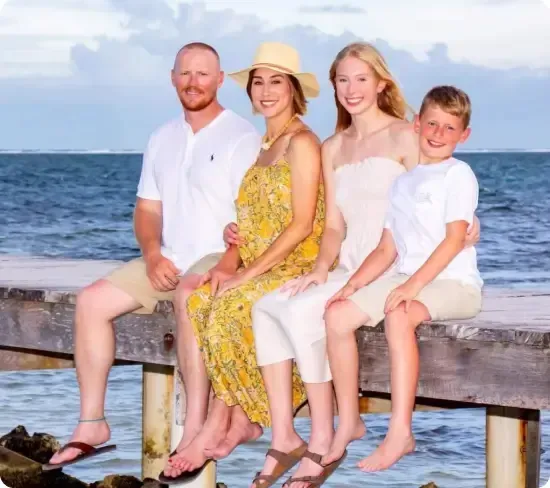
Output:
[286,380,334,488]
[358,301,430,472]
[250,359,303,488]
[321,300,370,465]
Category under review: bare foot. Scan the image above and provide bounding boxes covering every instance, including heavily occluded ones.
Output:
[48,420,111,465]
[207,413,263,460]
[250,433,304,488]
[321,417,365,466]
[166,414,229,475]
[165,423,202,466]
[357,429,415,472]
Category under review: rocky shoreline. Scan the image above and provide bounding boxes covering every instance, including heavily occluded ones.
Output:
[0,426,438,487]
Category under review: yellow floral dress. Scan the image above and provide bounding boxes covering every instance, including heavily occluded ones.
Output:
[186,154,325,426]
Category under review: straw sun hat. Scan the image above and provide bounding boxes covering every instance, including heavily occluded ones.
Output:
[228,42,320,98]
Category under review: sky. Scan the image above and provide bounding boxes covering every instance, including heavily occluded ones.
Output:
[1,0,549,150]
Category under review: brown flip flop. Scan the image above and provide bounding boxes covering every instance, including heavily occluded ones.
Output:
[283,449,348,487]
[42,441,117,471]
[251,442,307,487]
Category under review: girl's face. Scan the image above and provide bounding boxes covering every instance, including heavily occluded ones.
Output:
[250,68,293,119]
[334,56,386,115]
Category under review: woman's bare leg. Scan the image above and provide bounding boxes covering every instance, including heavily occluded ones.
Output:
[321,300,370,465]
[358,301,430,472]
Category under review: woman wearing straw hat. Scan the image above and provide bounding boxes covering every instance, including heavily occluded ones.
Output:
[162,42,328,483]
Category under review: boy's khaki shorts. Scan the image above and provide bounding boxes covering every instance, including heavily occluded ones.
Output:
[348,274,482,326]
[104,252,224,314]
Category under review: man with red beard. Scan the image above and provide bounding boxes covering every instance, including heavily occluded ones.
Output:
[45,42,261,471]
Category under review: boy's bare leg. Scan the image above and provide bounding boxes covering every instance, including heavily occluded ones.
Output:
[250,360,303,488]
[321,300,369,466]
[358,301,429,472]
[285,380,334,488]
[48,279,142,465]
[170,275,212,455]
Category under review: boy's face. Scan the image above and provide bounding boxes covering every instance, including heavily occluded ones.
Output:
[414,104,471,163]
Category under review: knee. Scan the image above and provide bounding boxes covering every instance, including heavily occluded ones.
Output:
[324,301,352,338]
[174,276,200,308]
[384,303,411,337]
[75,282,104,316]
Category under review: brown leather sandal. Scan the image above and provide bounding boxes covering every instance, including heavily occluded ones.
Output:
[251,443,308,487]
[283,449,348,487]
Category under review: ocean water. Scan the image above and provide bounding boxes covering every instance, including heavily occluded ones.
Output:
[1,152,550,487]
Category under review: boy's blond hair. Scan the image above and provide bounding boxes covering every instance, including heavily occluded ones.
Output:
[419,86,472,129]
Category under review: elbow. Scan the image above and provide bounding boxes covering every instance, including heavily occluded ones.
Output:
[293,220,314,240]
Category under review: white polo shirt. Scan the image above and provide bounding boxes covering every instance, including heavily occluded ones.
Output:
[136,109,261,274]
[385,157,483,289]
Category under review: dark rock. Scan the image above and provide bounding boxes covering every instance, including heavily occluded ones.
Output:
[89,474,143,488]
[420,483,439,488]
[0,425,60,464]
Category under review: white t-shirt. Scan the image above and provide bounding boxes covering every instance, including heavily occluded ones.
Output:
[137,109,262,274]
[384,157,483,289]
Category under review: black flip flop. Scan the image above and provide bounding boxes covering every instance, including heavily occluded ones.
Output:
[158,454,214,485]
[42,441,117,471]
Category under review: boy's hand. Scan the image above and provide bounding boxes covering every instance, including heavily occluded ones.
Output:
[325,282,358,310]
[384,281,421,313]
[464,216,480,248]
[223,222,244,247]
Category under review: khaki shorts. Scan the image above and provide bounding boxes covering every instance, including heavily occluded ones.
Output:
[104,252,223,314]
[349,274,482,326]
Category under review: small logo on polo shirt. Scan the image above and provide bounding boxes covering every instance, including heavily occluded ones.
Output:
[210,154,214,161]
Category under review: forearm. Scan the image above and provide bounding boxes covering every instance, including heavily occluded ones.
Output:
[218,245,242,271]
[134,208,162,260]
[349,247,396,288]
[313,227,344,272]
[406,237,465,290]
[241,221,312,280]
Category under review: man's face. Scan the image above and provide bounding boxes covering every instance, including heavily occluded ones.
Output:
[171,48,223,112]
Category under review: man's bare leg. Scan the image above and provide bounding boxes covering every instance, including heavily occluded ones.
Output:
[169,274,212,456]
[48,279,142,465]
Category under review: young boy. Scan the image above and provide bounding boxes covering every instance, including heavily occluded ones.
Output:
[321,85,483,473]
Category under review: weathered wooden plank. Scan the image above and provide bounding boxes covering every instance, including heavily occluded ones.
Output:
[0,347,74,371]
[357,331,550,410]
[0,299,177,365]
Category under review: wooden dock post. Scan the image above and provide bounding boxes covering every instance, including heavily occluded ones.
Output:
[142,363,174,480]
[170,367,217,487]
[486,406,541,488]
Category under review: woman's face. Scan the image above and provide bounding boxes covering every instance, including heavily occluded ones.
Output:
[249,68,293,119]
[334,56,386,115]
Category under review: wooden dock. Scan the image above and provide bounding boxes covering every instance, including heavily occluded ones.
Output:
[1,255,550,487]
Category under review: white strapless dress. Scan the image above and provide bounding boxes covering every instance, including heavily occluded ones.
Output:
[251,157,406,383]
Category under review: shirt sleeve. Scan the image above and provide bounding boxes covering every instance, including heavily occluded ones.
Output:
[444,163,479,224]
[228,131,262,198]
[136,133,161,201]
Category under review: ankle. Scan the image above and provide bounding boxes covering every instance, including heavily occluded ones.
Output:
[271,429,301,447]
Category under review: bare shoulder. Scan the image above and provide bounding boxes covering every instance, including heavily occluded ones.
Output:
[287,127,321,158]
[389,120,417,148]
[320,132,344,166]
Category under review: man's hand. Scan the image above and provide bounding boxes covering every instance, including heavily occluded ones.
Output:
[199,264,238,296]
[144,253,180,292]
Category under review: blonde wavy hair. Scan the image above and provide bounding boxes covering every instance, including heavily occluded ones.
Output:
[329,42,413,132]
